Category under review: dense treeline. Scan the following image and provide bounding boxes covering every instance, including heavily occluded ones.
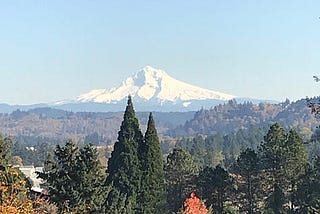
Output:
[0,98,318,151]
[11,140,55,166]
[170,99,317,138]
[2,97,320,213]
[175,126,267,169]
[175,126,320,170]
[0,108,193,146]
[171,123,314,213]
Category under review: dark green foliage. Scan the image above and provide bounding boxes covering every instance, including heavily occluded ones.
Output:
[197,165,233,214]
[308,130,320,159]
[170,100,276,136]
[186,135,226,168]
[260,123,308,212]
[285,129,308,178]
[259,124,288,211]
[260,123,287,175]
[189,136,207,167]
[104,96,144,212]
[38,140,105,213]
[295,157,320,212]
[0,136,12,167]
[165,148,198,213]
[170,99,317,142]
[285,129,308,211]
[105,189,131,214]
[11,140,54,166]
[75,144,106,212]
[138,113,166,213]
[176,126,266,169]
[104,98,169,213]
[266,183,285,214]
[49,140,79,211]
[259,123,287,207]
[235,148,261,213]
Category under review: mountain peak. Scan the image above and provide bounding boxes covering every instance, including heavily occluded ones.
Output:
[76,66,236,107]
[141,65,159,72]
[135,66,168,82]
[141,65,164,73]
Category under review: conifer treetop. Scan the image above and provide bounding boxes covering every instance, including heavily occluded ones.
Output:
[145,112,157,136]
[104,95,143,212]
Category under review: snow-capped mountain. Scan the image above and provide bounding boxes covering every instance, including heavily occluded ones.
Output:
[0,66,277,113]
[76,66,236,108]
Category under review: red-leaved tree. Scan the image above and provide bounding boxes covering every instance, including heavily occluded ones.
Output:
[180,192,210,214]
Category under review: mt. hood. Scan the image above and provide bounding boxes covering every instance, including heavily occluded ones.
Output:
[76,66,236,110]
[0,66,276,113]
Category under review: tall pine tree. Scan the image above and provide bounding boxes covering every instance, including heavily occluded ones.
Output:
[235,148,263,213]
[197,165,233,214]
[295,156,320,212]
[259,123,287,212]
[285,129,307,211]
[260,123,287,178]
[104,96,144,213]
[165,148,199,213]
[138,113,166,214]
[260,124,308,212]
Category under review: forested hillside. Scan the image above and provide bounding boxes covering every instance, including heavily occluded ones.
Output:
[0,108,194,145]
[1,99,317,148]
[2,96,320,213]
[170,98,317,139]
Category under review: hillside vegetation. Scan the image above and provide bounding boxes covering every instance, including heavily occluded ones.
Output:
[0,98,317,149]
[170,99,317,139]
[0,108,194,145]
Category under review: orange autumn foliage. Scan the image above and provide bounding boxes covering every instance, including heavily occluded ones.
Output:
[0,167,37,214]
[180,192,210,214]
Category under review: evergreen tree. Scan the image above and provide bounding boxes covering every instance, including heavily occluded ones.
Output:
[75,144,106,212]
[266,183,286,214]
[38,140,105,213]
[259,123,287,211]
[260,124,308,212]
[138,113,166,213]
[189,136,206,167]
[0,135,12,168]
[105,189,131,214]
[165,148,198,213]
[42,139,79,211]
[197,165,233,214]
[235,148,261,213]
[104,96,143,213]
[284,129,308,211]
[260,123,287,178]
[295,157,320,212]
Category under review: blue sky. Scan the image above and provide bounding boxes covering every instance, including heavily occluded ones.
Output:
[0,0,319,104]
